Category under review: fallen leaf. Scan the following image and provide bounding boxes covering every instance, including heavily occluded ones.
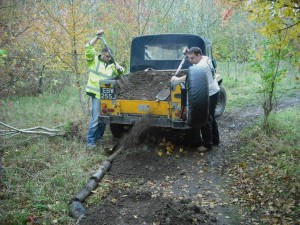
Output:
[157,150,163,156]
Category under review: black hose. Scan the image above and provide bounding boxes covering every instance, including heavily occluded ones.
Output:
[69,146,124,219]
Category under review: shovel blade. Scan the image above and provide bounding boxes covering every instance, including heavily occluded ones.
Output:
[121,76,133,87]
[156,87,170,101]
[116,79,125,89]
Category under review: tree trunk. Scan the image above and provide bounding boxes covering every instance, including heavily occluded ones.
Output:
[73,49,86,112]
[37,65,45,94]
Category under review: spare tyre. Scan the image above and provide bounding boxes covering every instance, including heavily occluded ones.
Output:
[186,66,209,128]
[215,85,226,118]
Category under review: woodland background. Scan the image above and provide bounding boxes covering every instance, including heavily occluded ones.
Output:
[0,0,300,224]
[1,0,298,103]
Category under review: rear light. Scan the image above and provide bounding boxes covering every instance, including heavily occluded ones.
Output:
[175,111,181,117]
[101,103,107,114]
[107,108,115,112]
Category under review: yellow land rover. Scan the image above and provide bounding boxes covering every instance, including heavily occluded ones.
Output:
[99,34,226,145]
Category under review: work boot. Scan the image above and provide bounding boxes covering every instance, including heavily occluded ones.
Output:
[197,146,211,152]
[86,144,97,150]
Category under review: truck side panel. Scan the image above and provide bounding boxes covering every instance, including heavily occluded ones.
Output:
[101,99,172,116]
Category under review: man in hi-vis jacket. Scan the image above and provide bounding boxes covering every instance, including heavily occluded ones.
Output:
[85,29,124,149]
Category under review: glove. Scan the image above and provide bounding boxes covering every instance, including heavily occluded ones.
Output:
[96,30,104,39]
[182,47,189,55]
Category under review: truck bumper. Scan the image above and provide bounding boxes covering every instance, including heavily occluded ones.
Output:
[99,115,191,129]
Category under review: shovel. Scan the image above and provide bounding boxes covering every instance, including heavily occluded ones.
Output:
[155,84,170,101]
[156,56,187,101]
[98,36,123,76]
[99,35,131,90]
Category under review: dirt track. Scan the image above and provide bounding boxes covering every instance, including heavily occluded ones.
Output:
[78,92,300,225]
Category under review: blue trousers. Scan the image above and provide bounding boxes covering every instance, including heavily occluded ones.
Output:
[87,96,106,146]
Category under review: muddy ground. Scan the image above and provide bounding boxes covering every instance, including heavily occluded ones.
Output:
[78,112,250,225]
[77,90,300,225]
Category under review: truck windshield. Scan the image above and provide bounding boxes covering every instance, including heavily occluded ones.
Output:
[145,44,187,60]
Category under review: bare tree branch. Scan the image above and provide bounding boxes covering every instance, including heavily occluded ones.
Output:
[0,121,63,137]
[141,1,156,34]
[0,0,23,10]
[278,21,300,32]
[161,0,175,21]
[41,3,70,36]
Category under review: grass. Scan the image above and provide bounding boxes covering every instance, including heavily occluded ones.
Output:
[227,106,300,224]
[0,62,299,224]
[1,87,83,128]
[0,87,112,224]
[1,137,110,224]
[217,62,300,111]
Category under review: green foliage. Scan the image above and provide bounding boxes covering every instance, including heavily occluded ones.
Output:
[244,0,300,67]
[0,49,7,56]
[250,39,287,87]
[0,49,7,67]
[249,38,292,131]
[218,62,263,110]
[213,12,255,62]
[217,61,299,113]
[0,0,266,99]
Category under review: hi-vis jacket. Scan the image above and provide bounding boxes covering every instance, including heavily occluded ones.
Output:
[85,44,124,99]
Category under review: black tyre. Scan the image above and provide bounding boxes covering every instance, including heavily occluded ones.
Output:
[186,66,209,128]
[215,85,226,118]
[110,123,132,138]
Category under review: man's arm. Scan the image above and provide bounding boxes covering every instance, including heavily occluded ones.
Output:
[171,75,186,82]
[170,48,188,81]
[86,29,104,47]
[85,30,104,64]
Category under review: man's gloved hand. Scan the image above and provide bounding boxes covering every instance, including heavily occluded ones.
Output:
[171,76,179,82]
[115,62,124,75]
[182,47,189,55]
[96,30,104,39]
[115,62,123,70]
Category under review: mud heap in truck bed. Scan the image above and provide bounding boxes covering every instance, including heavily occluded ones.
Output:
[116,70,186,101]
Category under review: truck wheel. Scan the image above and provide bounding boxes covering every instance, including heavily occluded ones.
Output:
[186,66,209,128]
[215,85,227,118]
[110,124,131,138]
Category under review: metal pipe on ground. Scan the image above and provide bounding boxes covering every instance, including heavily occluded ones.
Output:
[69,146,124,219]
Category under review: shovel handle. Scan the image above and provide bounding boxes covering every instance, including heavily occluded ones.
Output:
[99,36,116,64]
[174,56,187,76]
[99,36,123,76]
